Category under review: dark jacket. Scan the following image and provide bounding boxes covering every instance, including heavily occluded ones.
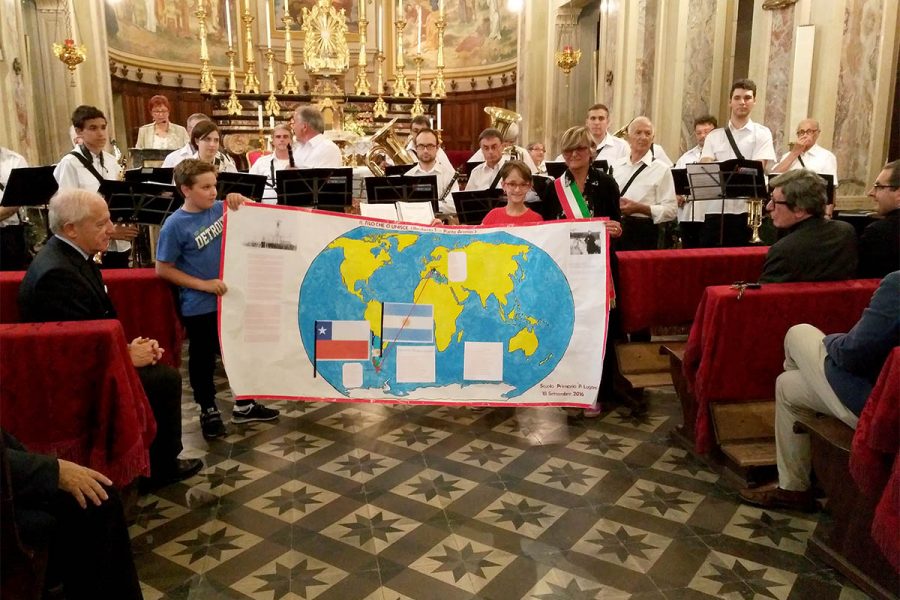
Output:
[538,167,621,222]
[759,216,858,283]
[18,236,116,322]
[858,208,899,279]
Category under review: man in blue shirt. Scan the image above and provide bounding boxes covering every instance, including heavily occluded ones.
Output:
[740,272,900,511]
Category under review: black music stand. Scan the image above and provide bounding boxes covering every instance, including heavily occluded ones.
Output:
[365,175,438,213]
[531,175,553,199]
[452,188,505,225]
[275,168,353,213]
[98,181,182,226]
[216,171,267,202]
[384,164,414,177]
[686,159,768,246]
[0,166,58,208]
[125,167,174,184]
[129,148,171,169]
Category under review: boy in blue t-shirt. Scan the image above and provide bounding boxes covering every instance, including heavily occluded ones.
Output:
[157,159,279,439]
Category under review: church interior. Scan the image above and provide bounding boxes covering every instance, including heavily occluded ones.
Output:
[0,0,898,598]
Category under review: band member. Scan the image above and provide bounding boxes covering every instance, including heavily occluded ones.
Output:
[249,124,296,204]
[405,128,459,214]
[406,115,454,171]
[699,79,776,246]
[0,147,29,270]
[675,115,717,248]
[553,104,628,162]
[291,106,343,168]
[466,129,507,191]
[161,113,210,168]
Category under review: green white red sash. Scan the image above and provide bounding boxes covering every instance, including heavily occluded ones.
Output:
[554,178,590,219]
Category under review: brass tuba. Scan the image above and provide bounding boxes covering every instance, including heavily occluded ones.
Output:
[365,118,415,176]
[484,106,522,141]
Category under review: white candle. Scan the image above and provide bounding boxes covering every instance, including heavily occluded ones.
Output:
[417,6,422,53]
[258,105,264,129]
[439,0,444,17]
[269,116,275,129]
[377,2,383,51]
[359,0,365,21]
[265,1,272,48]
[225,0,233,48]
[436,104,442,129]
[398,0,403,18]
[429,116,433,128]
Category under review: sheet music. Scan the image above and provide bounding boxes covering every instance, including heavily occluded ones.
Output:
[686,163,724,201]
[396,201,435,225]
[359,203,399,221]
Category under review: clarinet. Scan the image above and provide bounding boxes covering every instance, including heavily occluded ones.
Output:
[438,170,460,207]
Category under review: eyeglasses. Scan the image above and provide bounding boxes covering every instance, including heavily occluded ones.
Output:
[562,146,591,155]
[768,200,790,206]
[796,128,819,136]
[415,143,438,151]
[503,182,531,189]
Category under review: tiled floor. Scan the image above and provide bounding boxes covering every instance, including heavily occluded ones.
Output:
[131,362,872,599]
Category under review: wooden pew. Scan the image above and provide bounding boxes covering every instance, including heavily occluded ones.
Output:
[680,279,880,479]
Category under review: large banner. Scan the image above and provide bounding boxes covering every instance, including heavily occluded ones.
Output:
[220,204,610,408]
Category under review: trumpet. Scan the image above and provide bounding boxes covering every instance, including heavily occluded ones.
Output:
[747,198,764,244]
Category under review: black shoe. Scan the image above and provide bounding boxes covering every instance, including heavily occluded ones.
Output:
[200,407,227,439]
[143,458,203,491]
[232,402,280,424]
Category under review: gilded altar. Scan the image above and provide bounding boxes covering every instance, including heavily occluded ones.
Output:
[301,0,351,76]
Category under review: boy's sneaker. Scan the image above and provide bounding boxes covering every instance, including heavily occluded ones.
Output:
[232,402,280,424]
[200,407,227,440]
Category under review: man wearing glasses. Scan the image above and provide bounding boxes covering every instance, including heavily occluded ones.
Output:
[858,160,900,278]
[466,128,507,192]
[758,169,857,283]
[772,119,839,216]
[405,115,454,172]
[405,128,459,214]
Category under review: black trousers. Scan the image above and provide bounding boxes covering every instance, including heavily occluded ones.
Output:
[136,363,183,476]
[40,487,143,600]
[0,225,30,271]
[182,312,251,410]
[678,221,704,249]
[700,213,751,247]
[100,250,131,269]
[619,216,660,251]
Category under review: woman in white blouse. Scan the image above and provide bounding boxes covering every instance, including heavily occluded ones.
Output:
[184,120,237,173]
[135,95,189,150]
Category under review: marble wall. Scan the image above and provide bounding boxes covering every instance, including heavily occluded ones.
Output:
[833,0,883,194]
[0,0,34,158]
[634,0,659,116]
[763,5,795,154]
[679,0,718,155]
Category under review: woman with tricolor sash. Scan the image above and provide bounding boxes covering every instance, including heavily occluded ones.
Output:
[540,125,624,418]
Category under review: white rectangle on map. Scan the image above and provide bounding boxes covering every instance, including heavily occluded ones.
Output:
[448,250,467,282]
[396,346,436,383]
[463,342,503,381]
[343,363,364,388]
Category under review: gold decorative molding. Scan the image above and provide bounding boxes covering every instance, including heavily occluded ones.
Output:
[762,0,799,9]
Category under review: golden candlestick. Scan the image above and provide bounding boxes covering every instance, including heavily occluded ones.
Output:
[196,6,217,94]
[241,4,260,94]
[430,16,446,98]
[410,54,424,117]
[373,51,388,118]
[264,49,280,117]
[354,17,371,95]
[393,19,410,97]
[280,15,300,94]
[225,48,242,115]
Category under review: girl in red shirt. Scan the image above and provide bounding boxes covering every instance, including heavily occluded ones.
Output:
[480,160,544,226]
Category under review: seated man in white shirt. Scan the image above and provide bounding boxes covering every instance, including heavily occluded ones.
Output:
[674,115,717,248]
[405,128,459,215]
[161,113,210,169]
[53,105,136,268]
[771,118,839,216]
[553,103,629,163]
[249,124,296,204]
[469,123,538,174]
[610,116,677,251]
[466,129,507,191]
[528,142,547,175]
[405,115,454,171]
[291,105,343,168]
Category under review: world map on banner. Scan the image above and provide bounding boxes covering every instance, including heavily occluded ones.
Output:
[298,227,576,398]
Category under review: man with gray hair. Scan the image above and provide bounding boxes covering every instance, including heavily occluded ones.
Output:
[291,105,342,168]
[161,112,210,168]
[758,169,858,283]
[18,188,201,488]
[609,116,677,250]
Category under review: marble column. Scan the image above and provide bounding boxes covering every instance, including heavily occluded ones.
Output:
[678,0,718,155]
[762,5,795,154]
[0,0,36,158]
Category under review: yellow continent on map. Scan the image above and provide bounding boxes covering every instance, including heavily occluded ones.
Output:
[328,233,418,301]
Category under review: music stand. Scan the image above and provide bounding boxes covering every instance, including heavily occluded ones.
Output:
[452,188,505,225]
[544,161,567,178]
[275,168,353,213]
[216,171,267,202]
[0,166,58,208]
[98,181,183,226]
[531,175,553,199]
[365,175,439,213]
[384,164,414,177]
[686,160,768,246]
[125,167,174,184]
[129,148,171,169]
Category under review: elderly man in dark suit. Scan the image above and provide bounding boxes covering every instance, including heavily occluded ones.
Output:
[758,169,858,283]
[17,189,201,488]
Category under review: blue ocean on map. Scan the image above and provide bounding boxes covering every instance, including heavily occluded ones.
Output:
[298,227,576,399]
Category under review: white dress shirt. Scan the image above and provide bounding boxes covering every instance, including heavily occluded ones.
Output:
[53,146,127,251]
[179,151,238,173]
[468,146,538,173]
[651,144,673,167]
[406,141,454,172]
[611,151,677,224]
[292,133,343,168]
[406,162,460,214]
[777,143,839,186]
[249,154,292,204]
[700,119,775,214]
[161,143,194,168]
[466,158,508,192]
[674,145,705,223]
[0,148,28,226]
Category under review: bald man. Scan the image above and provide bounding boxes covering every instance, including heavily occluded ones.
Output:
[772,118,838,185]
